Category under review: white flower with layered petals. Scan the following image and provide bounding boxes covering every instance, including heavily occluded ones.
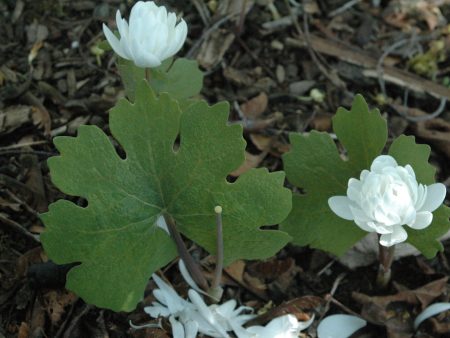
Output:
[328,155,446,247]
[103,1,188,68]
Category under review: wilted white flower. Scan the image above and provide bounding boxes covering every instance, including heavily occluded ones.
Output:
[144,274,199,338]
[241,314,314,338]
[143,260,315,338]
[144,262,254,338]
[103,1,188,68]
[328,155,446,247]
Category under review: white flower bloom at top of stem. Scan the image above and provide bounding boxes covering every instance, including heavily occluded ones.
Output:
[103,1,188,68]
[328,155,446,247]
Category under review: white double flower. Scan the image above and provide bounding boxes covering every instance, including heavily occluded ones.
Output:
[103,1,187,68]
[329,155,446,246]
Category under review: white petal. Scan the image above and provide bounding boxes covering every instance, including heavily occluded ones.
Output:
[408,211,433,230]
[379,226,407,246]
[420,183,446,212]
[169,316,185,338]
[115,10,127,39]
[370,155,397,172]
[414,302,450,330]
[188,290,229,337]
[144,303,171,318]
[178,259,207,296]
[102,24,128,59]
[133,48,162,68]
[317,314,366,338]
[328,196,354,220]
[184,320,199,338]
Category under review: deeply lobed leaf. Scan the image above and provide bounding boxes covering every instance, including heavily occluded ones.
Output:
[41,81,291,311]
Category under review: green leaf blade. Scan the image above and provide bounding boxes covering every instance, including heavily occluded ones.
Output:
[42,81,290,311]
[332,94,387,170]
[282,96,388,256]
[118,58,203,101]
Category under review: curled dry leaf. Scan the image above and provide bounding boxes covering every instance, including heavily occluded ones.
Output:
[240,92,269,119]
[352,277,448,337]
[230,151,267,177]
[244,296,322,327]
[197,30,235,69]
[43,290,78,324]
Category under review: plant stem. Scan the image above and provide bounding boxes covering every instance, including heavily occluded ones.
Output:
[163,213,209,291]
[209,206,224,301]
[377,239,395,288]
[145,68,151,82]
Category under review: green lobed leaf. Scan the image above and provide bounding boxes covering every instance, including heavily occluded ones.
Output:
[332,94,387,170]
[389,135,450,258]
[41,81,291,311]
[281,95,387,256]
[118,57,203,101]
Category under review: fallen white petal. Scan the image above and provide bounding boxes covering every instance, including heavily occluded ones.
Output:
[414,302,450,330]
[317,314,366,338]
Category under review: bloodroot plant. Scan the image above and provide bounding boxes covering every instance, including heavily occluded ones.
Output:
[40,1,292,313]
[281,94,449,286]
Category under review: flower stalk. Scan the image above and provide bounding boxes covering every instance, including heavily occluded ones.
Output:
[163,213,209,292]
[209,206,224,302]
[376,240,395,288]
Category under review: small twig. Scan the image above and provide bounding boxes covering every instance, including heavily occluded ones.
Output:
[234,36,276,79]
[396,91,447,122]
[0,140,49,151]
[235,0,249,36]
[316,259,335,277]
[164,213,209,291]
[0,150,55,157]
[0,213,40,243]
[327,296,361,317]
[291,0,345,88]
[328,0,362,18]
[185,14,237,58]
[62,304,93,338]
[6,190,39,217]
[190,0,211,26]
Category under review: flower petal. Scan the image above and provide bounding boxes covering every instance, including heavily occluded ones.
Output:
[184,320,199,338]
[132,47,161,68]
[102,24,128,59]
[328,196,354,220]
[414,302,450,330]
[379,226,407,246]
[169,316,185,338]
[317,314,366,338]
[408,211,432,230]
[370,155,397,173]
[156,215,169,234]
[420,183,446,212]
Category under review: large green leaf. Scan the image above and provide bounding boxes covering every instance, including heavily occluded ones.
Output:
[41,81,291,311]
[389,135,450,258]
[118,57,203,102]
[281,95,387,256]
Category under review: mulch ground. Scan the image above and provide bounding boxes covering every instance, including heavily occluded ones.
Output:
[1,0,450,337]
